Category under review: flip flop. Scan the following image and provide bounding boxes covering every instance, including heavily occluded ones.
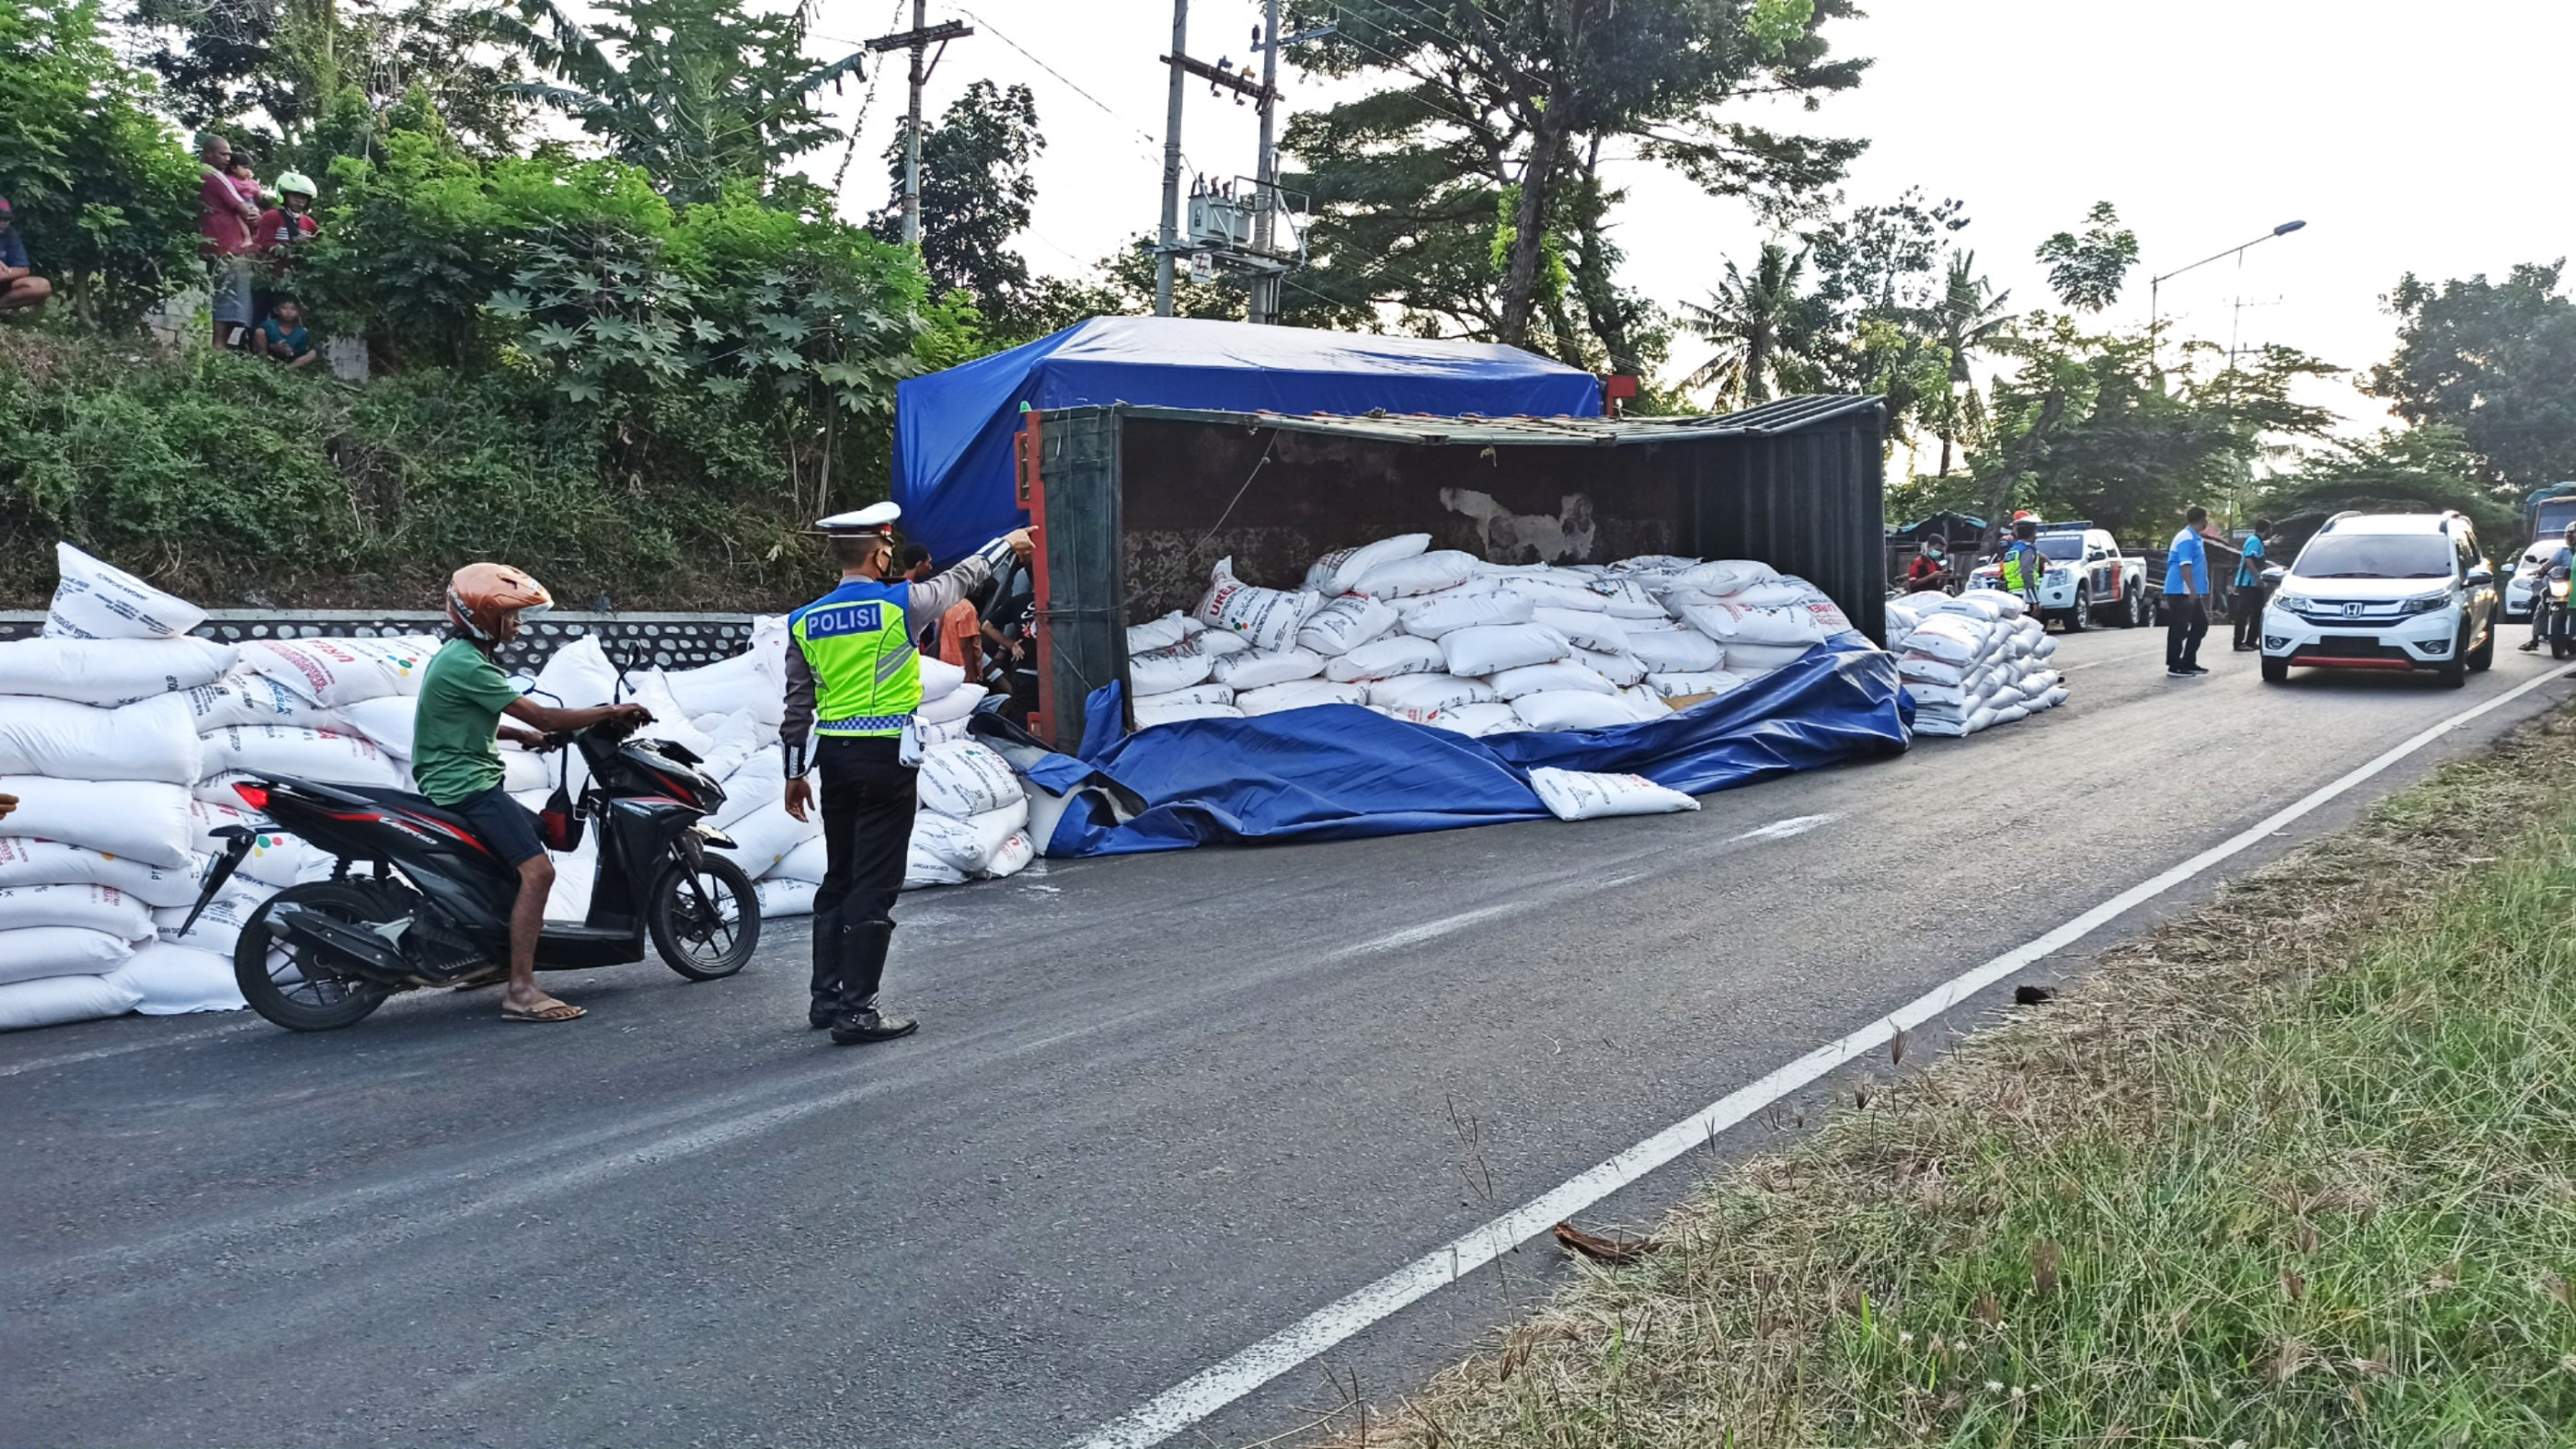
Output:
[500,1000,587,1024]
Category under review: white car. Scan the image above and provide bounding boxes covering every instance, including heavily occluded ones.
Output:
[1963,525,2150,630]
[2260,512,2499,688]
[2505,539,2563,623]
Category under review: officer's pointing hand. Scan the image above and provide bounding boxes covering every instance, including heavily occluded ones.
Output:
[1005,527,1037,560]
[785,776,813,823]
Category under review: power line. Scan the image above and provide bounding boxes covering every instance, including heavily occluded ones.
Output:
[949,6,1166,156]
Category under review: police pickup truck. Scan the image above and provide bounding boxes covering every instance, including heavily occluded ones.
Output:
[1966,523,2151,631]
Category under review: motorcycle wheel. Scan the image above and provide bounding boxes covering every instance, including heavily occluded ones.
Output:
[233,881,393,1032]
[649,854,760,981]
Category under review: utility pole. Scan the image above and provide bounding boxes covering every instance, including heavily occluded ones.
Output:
[866,3,975,247]
[1248,0,1283,325]
[1156,0,1190,317]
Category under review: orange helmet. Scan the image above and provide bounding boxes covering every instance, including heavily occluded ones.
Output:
[445,562,552,642]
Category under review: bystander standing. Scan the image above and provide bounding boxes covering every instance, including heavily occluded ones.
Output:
[2165,506,2214,678]
[196,134,262,350]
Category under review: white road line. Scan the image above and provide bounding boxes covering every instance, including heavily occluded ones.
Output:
[1732,812,1839,842]
[1070,662,2576,1449]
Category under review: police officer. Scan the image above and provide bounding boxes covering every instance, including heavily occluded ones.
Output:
[781,502,1036,1044]
[1998,517,2045,612]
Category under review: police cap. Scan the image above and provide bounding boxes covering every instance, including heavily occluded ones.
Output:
[816,501,902,537]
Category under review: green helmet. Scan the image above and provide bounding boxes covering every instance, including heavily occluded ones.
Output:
[276,171,316,199]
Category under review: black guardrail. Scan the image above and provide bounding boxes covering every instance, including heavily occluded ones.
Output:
[0,611,760,674]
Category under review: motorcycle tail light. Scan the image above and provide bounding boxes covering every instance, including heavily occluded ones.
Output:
[232,783,270,811]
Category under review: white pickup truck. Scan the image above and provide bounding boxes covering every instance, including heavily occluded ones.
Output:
[1966,523,2152,631]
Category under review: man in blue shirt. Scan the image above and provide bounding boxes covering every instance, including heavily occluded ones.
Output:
[2231,517,2272,651]
[2164,505,2212,677]
[0,199,50,314]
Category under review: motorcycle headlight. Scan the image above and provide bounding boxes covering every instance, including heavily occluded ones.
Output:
[2398,590,2455,616]
[2274,593,2313,615]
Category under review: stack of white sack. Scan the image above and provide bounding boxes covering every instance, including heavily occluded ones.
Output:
[1891,592,2066,737]
[1115,540,1887,737]
[0,546,246,1029]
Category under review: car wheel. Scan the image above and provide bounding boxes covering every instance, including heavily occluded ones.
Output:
[2467,615,2496,672]
[2123,579,2147,627]
[2438,625,2468,688]
[2066,592,2090,633]
[2261,655,2289,684]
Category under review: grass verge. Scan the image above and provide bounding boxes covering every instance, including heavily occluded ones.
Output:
[1328,709,2576,1446]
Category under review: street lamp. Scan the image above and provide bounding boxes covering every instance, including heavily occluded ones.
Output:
[2148,219,2307,374]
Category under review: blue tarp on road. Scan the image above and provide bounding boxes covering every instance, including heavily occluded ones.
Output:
[891,316,1604,565]
[1042,643,1912,857]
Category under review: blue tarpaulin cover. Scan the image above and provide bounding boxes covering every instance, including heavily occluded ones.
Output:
[1041,643,1912,857]
[891,316,1605,564]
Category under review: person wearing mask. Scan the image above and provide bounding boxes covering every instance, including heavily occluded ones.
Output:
[413,564,653,1024]
[0,200,49,313]
[1997,518,2045,613]
[196,134,262,349]
[1906,540,1951,592]
[780,504,1035,1044]
[2165,506,2213,677]
[2230,518,2273,651]
[2519,522,2576,651]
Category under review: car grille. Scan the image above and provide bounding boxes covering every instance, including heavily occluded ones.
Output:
[2289,599,2408,626]
[2301,634,2409,661]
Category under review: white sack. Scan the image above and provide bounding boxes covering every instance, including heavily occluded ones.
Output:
[0,883,154,940]
[0,839,204,908]
[1211,648,1326,691]
[1531,608,1628,654]
[1305,534,1432,595]
[1129,647,1217,698]
[1668,559,1781,596]
[544,845,596,922]
[516,633,618,709]
[725,800,822,879]
[1351,549,1478,599]
[916,681,989,725]
[1133,699,1245,728]
[1567,645,1648,687]
[1440,623,1571,676]
[917,741,1022,821]
[243,636,434,707]
[0,694,201,783]
[917,654,967,704]
[1365,673,1497,715]
[0,973,142,1030]
[1586,577,1671,619]
[1511,691,1641,732]
[0,926,136,986]
[713,750,785,829]
[770,834,830,885]
[337,696,420,757]
[1719,641,1817,672]
[178,672,342,732]
[1644,670,1746,699]
[1235,680,1370,717]
[666,634,786,729]
[1528,767,1700,822]
[0,776,195,868]
[1405,701,1523,736]
[910,811,995,875]
[1401,590,1533,638]
[43,542,207,640]
[203,725,403,788]
[107,942,245,1015]
[899,717,972,767]
[904,839,969,889]
[755,878,819,917]
[1127,613,1193,654]
[1324,634,1446,684]
[1294,595,1399,656]
[981,829,1036,880]
[1143,683,1234,708]
[1195,557,1322,651]
[156,882,270,957]
[1623,627,1725,674]
[0,636,236,707]
[1500,576,1610,613]
[1676,601,1829,648]
[1488,661,1618,700]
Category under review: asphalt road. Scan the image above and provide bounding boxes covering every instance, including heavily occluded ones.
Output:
[6,625,2571,1448]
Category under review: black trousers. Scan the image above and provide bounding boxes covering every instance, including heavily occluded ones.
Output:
[2232,586,2267,648]
[810,735,917,1015]
[2166,593,2209,670]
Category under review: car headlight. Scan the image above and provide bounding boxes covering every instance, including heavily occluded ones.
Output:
[2044,568,2069,582]
[2274,593,2313,614]
[2398,590,2455,616]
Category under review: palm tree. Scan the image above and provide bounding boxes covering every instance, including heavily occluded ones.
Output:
[485,0,868,202]
[1680,242,1820,410]
[1932,249,2013,476]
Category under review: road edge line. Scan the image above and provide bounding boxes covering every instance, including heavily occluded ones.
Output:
[1070,661,2576,1449]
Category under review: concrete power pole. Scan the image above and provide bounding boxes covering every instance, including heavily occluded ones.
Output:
[1248,0,1283,325]
[866,4,975,247]
[1156,0,1190,317]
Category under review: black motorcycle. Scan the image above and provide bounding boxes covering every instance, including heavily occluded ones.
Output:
[181,720,760,1031]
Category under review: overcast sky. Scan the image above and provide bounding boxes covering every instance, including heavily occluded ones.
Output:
[795,0,2576,451]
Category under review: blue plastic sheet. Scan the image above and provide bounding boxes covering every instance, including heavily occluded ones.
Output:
[1042,644,1912,857]
[891,317,1604,565]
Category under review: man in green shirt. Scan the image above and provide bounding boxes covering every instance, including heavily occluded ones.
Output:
[417,562,650,1024]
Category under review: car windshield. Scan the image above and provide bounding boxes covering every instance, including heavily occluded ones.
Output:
[2293,533,2455,581]
[2037,536,2085,560]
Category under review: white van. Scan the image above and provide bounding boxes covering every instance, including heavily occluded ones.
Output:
[2260,512,2498,688]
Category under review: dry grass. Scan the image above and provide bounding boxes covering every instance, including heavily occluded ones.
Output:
[1318,709,2576,1447]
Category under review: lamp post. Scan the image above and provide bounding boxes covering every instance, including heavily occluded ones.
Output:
[2148,219,2306,374]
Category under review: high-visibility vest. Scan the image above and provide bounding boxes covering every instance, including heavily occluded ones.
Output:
[790,580,921,738]
[1999,542,2039,592]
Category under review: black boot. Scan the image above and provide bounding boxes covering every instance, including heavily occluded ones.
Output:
[829,922,915,1044]
[808,919,842,1029]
